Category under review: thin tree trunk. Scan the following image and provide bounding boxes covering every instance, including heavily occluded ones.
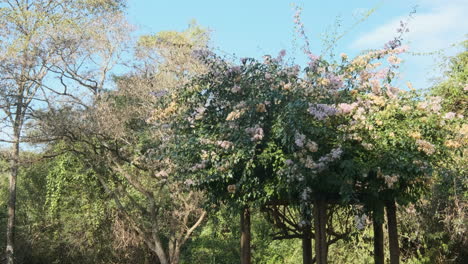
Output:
[240,206,251,264]
[373,205,384,264]
[302,222,313,264]
[153,238,168,264]
[6,135,20,264]
[170,243,181,264]
[386,200,400,264]
[150,202,168,264]
[314,199,328,264]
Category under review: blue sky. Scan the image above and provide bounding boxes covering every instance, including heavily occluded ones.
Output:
[127,0,467,89]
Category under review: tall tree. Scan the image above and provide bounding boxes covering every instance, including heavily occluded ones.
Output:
[37,24,209,264]
[0,1,128,262]
[422,42,468,262]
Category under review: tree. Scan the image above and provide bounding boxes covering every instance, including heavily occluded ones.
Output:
[177,53,311,263]
[37,24,210,264]
[406,42,467,263]
[178,32,458,263]
[176,48,388,263]
[337,56,460,264]
[0,1,129,262]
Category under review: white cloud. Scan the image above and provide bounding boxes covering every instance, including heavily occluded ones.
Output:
[349,0,467,89]
[351,2,468,51]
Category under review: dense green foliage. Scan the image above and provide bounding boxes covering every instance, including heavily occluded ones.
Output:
[0,2,465,264]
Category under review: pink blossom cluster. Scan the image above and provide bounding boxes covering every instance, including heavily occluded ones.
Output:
[184,179,195,186]
[187,105,207,124]
[387,55,402,65]
[311,147,343,172]
[245,125,264,141]
[337,103,358,115]
[416,139,435,155]
[216,140,233,149]
[384,174,399,188]
[190,160,207,172]
[417,96,442,113]
[231,85,241,93]
[293,5,318,66]
[226,66,241,76]
[325,73,343,90]
[308,104,337,120]
[294,133,306,147]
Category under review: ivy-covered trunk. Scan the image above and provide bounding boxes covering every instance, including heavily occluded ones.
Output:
[302,223,313,264]
[240,207,251,264]
[373,205,385,264]
[386,200,400,264]
[314,199,328,264]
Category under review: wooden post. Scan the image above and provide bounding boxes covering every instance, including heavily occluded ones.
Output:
[240,207,251,264]
[314,199,328,264]
[373,205,385,264]
[302,222,313,264]
[386,200,400,264]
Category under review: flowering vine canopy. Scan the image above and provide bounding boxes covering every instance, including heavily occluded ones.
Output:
[171,45,463,215]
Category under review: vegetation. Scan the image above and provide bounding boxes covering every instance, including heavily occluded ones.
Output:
[0,1,466,264]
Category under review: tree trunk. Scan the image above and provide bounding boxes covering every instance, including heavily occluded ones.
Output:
[240,206,251,264]
[150,198,169,264]
[373,205,384,264]
[170,243,180,264]
[302,223,313,264]
[314,199,328,264]
[386,200,400,264]
[6,137,20,264]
